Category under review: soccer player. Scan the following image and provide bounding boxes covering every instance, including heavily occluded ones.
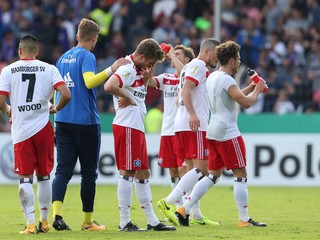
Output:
[0,34,71,234]
[175,40,268,227]
[147,44,195,210]
[52,18,128,231]
[104,38,176,232]
[157,38,220,226]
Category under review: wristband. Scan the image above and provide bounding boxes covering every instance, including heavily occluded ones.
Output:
[105,66,114,78]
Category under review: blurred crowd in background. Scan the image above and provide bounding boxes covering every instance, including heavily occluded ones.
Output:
[1,0,320,132]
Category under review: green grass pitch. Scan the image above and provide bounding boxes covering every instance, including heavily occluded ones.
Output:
[1,185,319,240]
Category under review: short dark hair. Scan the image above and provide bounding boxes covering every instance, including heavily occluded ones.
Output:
[19,35,38,53]
[199,38,220,53]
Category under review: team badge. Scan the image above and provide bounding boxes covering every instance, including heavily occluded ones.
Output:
[134,159,141,167]
[205,149,208,157]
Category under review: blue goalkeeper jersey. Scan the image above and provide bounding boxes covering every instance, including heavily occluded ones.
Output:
[55,46,100,125]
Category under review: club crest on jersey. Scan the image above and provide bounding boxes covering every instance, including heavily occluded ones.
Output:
[133,159,141,167]
[122,71,131,79]
[205,149,209,157]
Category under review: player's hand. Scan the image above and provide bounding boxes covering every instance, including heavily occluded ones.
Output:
[49,105,58,114]
[166,44,174,60]
[189,113,200,132]
[5,105,11,118]
[111,57,131,72]
[118,97,135,108]
[254,78,267,93]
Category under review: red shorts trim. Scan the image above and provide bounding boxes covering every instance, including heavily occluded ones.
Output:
[158,135,185,168]
[14,121,54,176]
[207,135,246,171]
[175,131,208,160]
[113,125,149,170]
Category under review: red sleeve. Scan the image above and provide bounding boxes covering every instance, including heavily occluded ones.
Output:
[154,77,160,89]
[53,81,66,89]
[185,76,199,86]
[0,91,9,96]
[114,73,123,88]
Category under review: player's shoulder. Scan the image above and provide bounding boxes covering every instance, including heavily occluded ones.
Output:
[187,58,206,70]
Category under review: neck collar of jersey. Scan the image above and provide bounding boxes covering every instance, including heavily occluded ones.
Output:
[20,58,36,60]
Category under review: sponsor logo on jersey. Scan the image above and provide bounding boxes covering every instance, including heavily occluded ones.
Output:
[63,72,75,87]
[133,159,141,167]
[164,91,178,98]
[61,54,76,63]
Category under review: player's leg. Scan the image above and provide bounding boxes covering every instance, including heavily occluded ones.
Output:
[77,124,105,231]
[176,138,222,226]
[159,135,184,208]
[52,122,77,230]
[229,136,267,227]
[14,139,37,234]
[35,121,54,233]
[113,125,146,231]
[133,132,175,231]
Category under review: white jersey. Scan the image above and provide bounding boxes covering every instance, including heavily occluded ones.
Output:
[0,59,64,144]
[174,58,210,132]
[206,70,240,141]
[112,55,147,132]
[154,73,179,136]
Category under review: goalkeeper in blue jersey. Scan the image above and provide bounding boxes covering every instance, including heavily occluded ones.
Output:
[52,18,128,231]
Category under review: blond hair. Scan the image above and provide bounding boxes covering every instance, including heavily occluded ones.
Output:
[77,18,100,41]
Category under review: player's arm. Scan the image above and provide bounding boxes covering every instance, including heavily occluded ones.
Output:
[228,80,265,109]
[0,94,11,117]
[147,76,160,88]
[167,45,184,76]
[181,79,199,131]
[50,83,71,113]
[104,75,135,105]
[83,57,130,89]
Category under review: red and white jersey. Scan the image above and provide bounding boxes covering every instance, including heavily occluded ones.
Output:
[0,59,65,144]
[154,73,179,136]
[112,55,147,132]
[174,58,210,132]
[206,70,240,141]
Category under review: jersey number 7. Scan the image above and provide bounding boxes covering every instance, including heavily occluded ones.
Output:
[22,73,36,102]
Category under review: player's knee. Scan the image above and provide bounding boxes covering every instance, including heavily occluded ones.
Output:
[207,173,219,184]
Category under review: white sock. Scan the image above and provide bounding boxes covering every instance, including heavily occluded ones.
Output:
[166,168,202,204]
[134,179,159,226]
[171,178,184,208]
[190,200,203,220]
[19,180,35,225]
[118,176,133,228]
[37,177,51,221]
[234,177,249,222]
[185,175,214,216]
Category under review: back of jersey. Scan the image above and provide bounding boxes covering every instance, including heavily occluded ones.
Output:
[0,59,63,143]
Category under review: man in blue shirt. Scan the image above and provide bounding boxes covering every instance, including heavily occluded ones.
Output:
[52,18,128,231]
